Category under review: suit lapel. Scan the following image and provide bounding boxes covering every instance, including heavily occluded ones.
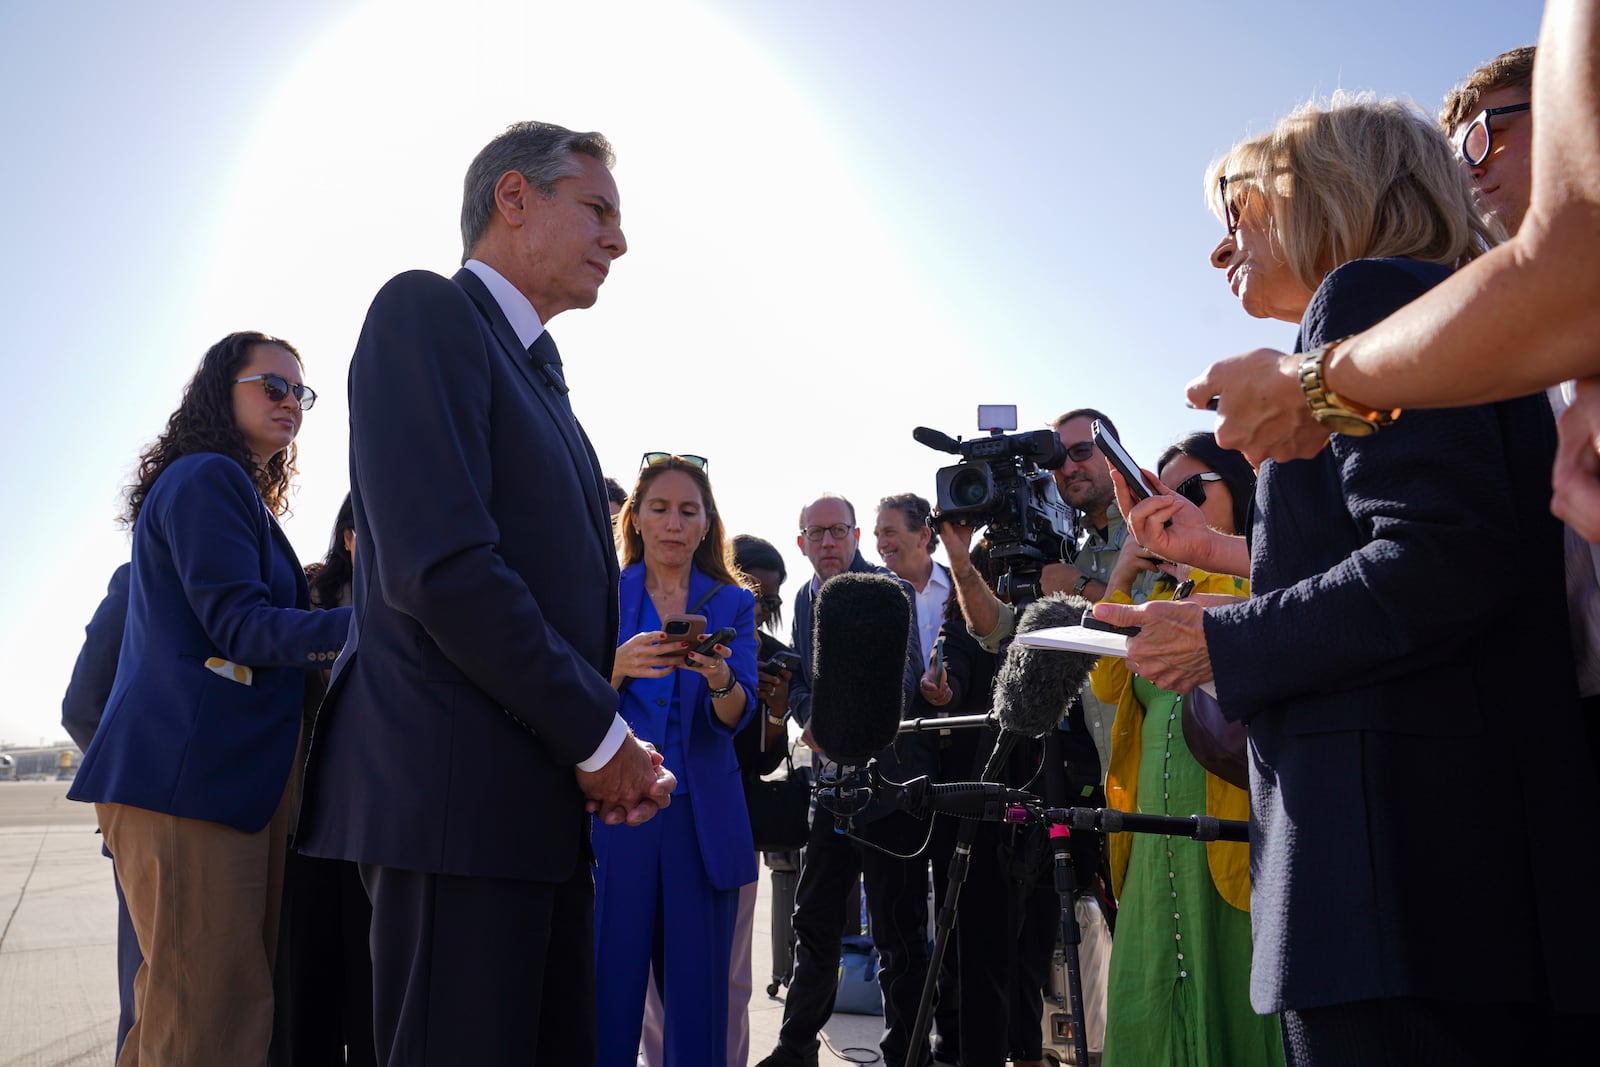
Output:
[452,269,614,552]
[619,564,646,637]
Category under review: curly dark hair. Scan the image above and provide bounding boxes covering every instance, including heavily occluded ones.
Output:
[123,331,303,527]
[308,493,355,609]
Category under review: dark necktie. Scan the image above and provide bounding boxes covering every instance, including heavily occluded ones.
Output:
[528,330,569,396]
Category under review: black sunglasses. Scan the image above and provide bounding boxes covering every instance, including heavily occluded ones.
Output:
[234,373,317,410]
[1174,471,1222,507]
[640,451,709,472]
[1218,174,1244,237]
[1063,440,1097,463]
[1458,102,1530,166]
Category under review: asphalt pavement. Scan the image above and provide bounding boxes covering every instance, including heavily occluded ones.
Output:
[0,779,885,1066]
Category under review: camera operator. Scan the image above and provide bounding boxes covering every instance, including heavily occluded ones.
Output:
[942,408,1158,768]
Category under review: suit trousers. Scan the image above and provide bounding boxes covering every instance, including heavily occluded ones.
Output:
[360,860,595,1066]
[269,850,376,1067]
[593,794,739,1067]
[640,876,757,1067]
[779,811,932,1067]
[98,781,294,1067]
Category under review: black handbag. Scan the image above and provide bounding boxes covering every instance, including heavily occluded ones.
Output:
[745,749,813,852]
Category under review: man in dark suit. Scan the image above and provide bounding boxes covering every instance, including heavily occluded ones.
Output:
[296,121,674,1066]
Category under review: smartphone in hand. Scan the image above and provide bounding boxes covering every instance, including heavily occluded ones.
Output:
[689,626,737,661]
[661,613,707,648]
[1092,419,1158,501]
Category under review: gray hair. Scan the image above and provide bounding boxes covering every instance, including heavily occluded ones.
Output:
[459,121,616,262]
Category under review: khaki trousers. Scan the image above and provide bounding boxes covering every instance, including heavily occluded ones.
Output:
[98,779,293,1067]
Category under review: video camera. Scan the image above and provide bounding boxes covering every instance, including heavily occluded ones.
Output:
[914,405,1078,606]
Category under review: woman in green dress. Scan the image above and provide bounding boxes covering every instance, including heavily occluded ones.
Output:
[1091,432,1283,1067]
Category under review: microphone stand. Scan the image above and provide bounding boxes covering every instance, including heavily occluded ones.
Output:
[902,728,1017,1067]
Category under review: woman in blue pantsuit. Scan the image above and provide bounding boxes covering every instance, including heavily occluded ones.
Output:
[595,453,759,1067]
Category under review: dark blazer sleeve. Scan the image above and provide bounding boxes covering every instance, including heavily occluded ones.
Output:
[349,272,616,763]
[787,591,814,727]
[60,563,131,751]
[1205,260,1535,718]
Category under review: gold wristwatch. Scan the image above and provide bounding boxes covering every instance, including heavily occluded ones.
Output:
[1299,337,1399,436]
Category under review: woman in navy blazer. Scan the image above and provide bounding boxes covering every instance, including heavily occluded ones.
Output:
[594,453,758,1067]
[69,332,350,1067]
[1101,97,1600,1065]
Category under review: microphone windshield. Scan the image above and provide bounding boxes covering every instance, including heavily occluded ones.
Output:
[809,572,912,763]
[912,426,963,455]
[993,593,1097,739]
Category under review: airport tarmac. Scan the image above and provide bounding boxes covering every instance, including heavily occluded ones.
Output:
[0,779,887,1066]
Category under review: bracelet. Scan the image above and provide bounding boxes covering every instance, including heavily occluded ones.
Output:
[708,671,737,700]
[766,713,786,727]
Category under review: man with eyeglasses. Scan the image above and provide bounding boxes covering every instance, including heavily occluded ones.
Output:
[295,121,674,1065]
[755,493,935,1067]
[1442,46,1535,238]
[1440,45,1600,770]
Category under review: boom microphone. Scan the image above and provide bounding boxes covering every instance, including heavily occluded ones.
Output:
[993,593,1098,740]
[809,571,912,764]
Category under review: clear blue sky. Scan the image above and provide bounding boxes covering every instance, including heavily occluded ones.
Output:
[0,0,1542,744]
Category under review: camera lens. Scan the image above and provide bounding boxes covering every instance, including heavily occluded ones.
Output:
[948,468,990,508]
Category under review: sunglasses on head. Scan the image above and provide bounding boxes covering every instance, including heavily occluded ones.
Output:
[234,373,317,410]
[640,451,709,472]
[1174,471,1222,507]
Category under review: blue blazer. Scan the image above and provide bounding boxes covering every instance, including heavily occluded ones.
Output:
[69,454,350,832]
[617,562,759,890]
[297,268,622,882]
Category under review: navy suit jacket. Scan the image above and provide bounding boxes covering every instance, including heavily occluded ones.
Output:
[61,563,131,752]
[1204,259,1600,1013]
[69,454,349,832]
[617,562,758,889]
[297,268,621,883]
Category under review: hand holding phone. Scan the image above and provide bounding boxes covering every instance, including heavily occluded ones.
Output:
[661,613,707,649]
[688,626,737,662]
[1092,419,1158,501]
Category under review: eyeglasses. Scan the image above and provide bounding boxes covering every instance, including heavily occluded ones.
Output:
[640,451,709,471]
[234,374,317,410]
[801,523,853,543]
[1063,440,1097,463]
[1174,471,1222,507]
[1458,102,1530,166]
[1218,174,1244,237]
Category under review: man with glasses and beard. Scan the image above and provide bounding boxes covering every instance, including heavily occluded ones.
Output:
[755,493,935,1067]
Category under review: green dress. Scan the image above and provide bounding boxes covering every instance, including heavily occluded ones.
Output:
[1100,677,1284,1067]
